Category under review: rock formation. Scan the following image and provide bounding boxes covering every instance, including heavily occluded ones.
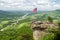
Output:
[30,21,58,40]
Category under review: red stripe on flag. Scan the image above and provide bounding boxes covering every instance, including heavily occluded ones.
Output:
[33,8,37,14]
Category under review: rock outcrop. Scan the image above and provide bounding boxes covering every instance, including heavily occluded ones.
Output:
[30,21,58,40]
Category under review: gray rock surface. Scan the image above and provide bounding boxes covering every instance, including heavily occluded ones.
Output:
[30,21,58,40]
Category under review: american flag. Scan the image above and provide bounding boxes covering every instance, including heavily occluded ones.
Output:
[33,8,37,14]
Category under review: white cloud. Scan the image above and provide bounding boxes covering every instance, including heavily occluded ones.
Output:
[53,4,60,9]
[37,0,49,5]
[0,0,60,11]
[0,3,4,5]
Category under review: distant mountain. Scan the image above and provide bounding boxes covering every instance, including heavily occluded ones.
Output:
[55,9,60,11]
[26,9,60,21]
[0,10,35,19]
[0,10,28,18]
[0,9,60,20]
[0,10,33,15]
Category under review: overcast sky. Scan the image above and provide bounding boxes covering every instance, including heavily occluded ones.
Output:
[0,0,60,11]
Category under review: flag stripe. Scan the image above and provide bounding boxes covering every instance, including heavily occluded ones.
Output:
[33,8,37,13]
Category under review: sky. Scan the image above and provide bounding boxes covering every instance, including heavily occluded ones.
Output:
[0,0,60,11]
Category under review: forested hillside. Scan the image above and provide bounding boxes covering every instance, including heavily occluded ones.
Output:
[0,9,60,40]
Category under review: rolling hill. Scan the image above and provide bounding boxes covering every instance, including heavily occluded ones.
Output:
[26,9,60,21]
[0,9,60,40]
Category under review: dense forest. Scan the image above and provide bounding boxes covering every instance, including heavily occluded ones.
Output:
[0,9,60,40]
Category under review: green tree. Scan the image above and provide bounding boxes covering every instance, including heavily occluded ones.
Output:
[57,22,60,27]
[47,16,53,23]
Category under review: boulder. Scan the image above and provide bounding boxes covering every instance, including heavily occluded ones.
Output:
[30,21,58,40]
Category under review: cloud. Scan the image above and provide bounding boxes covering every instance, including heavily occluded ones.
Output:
[53,4,60,9]
[0,3,4,5]
[0,0,60,11]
